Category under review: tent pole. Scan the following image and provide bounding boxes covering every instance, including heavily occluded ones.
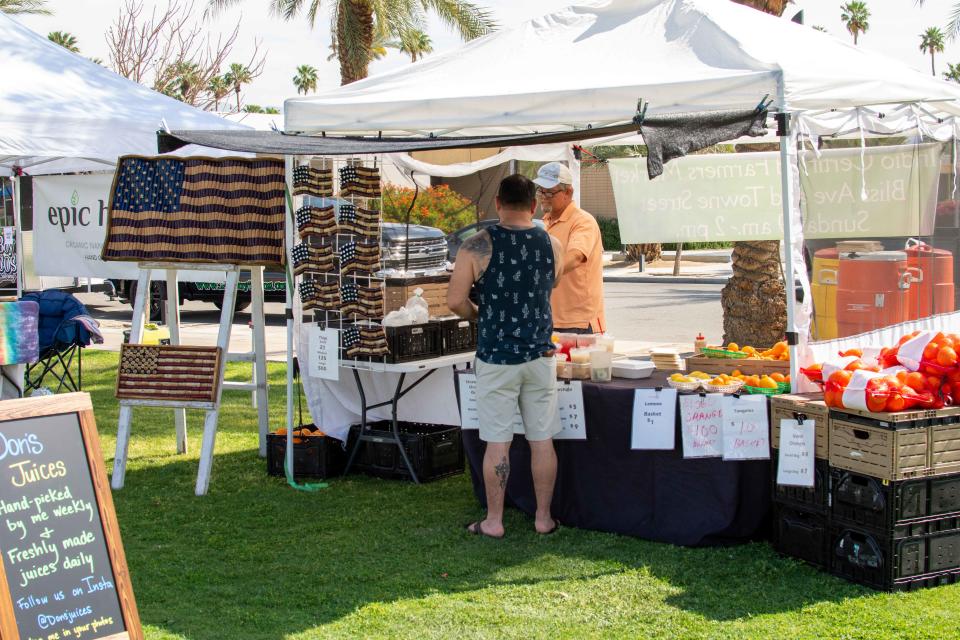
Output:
[11,173,23,297]
[777,109,800,389]
[284,156,295,474]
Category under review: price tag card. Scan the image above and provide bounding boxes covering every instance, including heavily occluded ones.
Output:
[458,372,479,429]
[721,394,770,460]
[307,326,339,381]
[776,418,815,487]
[631,388,677,450]
[679,393,724,458]
[554,381,586,440]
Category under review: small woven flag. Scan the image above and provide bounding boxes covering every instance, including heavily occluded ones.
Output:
[339,165,381,198]
[339,203,380,237]
[116,345,221,401]
[292,243,335,276]
[296,205,337,238]
[293,165,333,197]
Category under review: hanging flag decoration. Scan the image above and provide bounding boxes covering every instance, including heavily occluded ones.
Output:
[292,165,333,197]
[101,156,286,266]
[116,344,222,402]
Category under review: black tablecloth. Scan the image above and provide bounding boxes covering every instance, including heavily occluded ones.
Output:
[459,371,771,547]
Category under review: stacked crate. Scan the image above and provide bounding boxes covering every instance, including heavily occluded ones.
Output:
[770,394,832,568]
[826,406,960,590]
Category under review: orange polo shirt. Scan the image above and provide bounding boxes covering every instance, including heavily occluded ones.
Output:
[545,202,606,332]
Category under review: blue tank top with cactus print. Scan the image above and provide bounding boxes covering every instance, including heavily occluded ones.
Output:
[475,224,555,365]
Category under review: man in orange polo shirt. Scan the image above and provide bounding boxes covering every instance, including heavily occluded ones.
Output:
[534,162,606,334]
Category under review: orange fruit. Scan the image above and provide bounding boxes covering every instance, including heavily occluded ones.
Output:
[770,372,786,383]
[731,369,743,377]
[727,342,740,352]
[938,346,958,367]
[758,375,778,389]
[275,427,288,436]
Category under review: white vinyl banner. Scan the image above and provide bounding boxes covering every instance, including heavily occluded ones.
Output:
[609,143,940,243]
[32,174,231,283]
[32,174,137,279]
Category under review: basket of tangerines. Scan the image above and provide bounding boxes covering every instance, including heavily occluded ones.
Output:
[729,370,791,395]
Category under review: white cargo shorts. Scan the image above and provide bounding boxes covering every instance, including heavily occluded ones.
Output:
[475,356,560,443]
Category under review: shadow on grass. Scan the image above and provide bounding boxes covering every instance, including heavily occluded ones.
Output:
[111,447,862,640]
[80,350,862,638]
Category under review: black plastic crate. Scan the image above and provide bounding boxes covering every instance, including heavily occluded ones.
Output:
[830,469,960,536]
[439,318,477,355]
[772,504,831,568]
[772,457,830,513]
[351,420,464,482]
[266,428,346,479]
[385,322,441,363]
[830,523,960,591]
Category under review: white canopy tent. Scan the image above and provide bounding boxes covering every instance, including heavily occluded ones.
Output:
[0,12,246,176]
[283,0,960,387]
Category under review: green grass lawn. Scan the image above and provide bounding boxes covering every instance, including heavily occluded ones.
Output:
[74,350,960,640]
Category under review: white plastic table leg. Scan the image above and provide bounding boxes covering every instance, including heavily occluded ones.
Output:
[166,269,188,455]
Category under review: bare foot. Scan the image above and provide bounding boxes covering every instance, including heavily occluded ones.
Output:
[466,520,505,538]
[535,517,559,535]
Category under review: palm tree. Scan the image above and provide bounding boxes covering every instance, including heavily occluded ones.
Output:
[47,31,79,53]
[292,64,318,95]
[945,62,960,83]
[243,104,265,113]
[397,29,433,62]
[722,0,789,347]
[208,74,232,111]
[0,0,50,14]
[223,62,252,112]
[920,27,945,76]
[263,106,281,114]
[206,0,496,86]
[840,1,870,45]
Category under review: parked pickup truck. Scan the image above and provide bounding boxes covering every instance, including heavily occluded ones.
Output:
[110,222,449,317]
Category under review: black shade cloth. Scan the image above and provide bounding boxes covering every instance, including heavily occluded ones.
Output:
[458,371,771,547]
[156,108,768,157]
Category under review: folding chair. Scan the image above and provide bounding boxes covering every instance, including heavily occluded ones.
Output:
[21,290,102,394]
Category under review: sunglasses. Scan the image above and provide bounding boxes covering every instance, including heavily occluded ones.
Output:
[536,186,566,197]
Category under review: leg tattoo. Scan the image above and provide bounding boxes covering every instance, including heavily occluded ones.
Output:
[494,456,510,490]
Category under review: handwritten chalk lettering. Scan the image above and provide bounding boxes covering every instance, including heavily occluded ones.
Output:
[0,433,44,460]
[81,576,114,594]
[61,552,94,575]
[36,607,93,631]
[9,460,68,488]
[17,561,59,588]
[52,498,95,523]
[16,594,49,610]
[7,517,27,540]
[30,486,73,513]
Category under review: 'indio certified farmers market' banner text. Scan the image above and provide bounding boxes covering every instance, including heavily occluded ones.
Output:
[609,143,941,243]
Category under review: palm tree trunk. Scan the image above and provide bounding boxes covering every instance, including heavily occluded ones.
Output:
[338,0,374,85]
[932,53,936,76]
[234,88,240,112]
[721,241,787,346]
[854,32,858,45]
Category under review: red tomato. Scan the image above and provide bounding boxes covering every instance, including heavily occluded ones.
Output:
[938,346,958,367]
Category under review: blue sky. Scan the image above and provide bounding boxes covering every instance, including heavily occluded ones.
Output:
[16,0,960,109]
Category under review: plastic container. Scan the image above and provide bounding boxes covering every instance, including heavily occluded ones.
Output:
[773,503,831,568]
[569,347,592,364]
[559,362,591,380]
[576,334,598,349]
[555,333,578,356]
[596,334,616,353]
[694,333,707,354]
[349,421,464,482]
[836,250,910,338]
[905,239,955,320]
[589,349,613,382]
[611,359,655,379]
[812,248,840,340]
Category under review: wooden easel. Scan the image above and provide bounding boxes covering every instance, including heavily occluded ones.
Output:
[112,262,269,495]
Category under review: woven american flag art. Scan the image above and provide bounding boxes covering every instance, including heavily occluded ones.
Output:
[338,203,380,238]
[292,165,333,197]
[296,205,337,238]
[292,243,335,276]
[101,156,285,266]
[339,165,381,198]
[116,344,221,402]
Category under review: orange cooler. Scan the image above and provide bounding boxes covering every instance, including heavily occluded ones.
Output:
[836,251,910,338]
[905,240,955,320]
[811,248,839,340]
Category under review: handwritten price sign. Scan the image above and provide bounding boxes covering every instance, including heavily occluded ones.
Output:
[721,394,770,461]
[679,394,724,458]
[457,374,585,440]
[631,388,677,450]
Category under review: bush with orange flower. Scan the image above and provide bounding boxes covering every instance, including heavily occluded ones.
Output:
[382,184,478,234]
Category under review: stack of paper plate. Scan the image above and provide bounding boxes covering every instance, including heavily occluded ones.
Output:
[650,350,683,370]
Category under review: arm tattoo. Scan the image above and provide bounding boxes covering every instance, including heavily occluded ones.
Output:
[461,230,492,259]
[494,456,510,490]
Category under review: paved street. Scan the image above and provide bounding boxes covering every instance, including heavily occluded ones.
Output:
[75,280,725,360]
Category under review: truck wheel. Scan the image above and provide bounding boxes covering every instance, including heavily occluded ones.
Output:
[128,281,165,322]
[214,297,252,313]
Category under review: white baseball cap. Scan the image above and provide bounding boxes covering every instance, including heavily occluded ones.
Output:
[533,162,573,189]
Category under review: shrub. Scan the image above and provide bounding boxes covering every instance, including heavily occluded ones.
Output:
[596,217,622,251]
[382,184,478,234]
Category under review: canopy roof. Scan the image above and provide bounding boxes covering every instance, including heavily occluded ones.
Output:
[0,12,245,173]
[285,0,960,136]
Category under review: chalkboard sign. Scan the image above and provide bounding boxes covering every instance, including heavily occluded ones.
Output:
[0,393,141,640]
